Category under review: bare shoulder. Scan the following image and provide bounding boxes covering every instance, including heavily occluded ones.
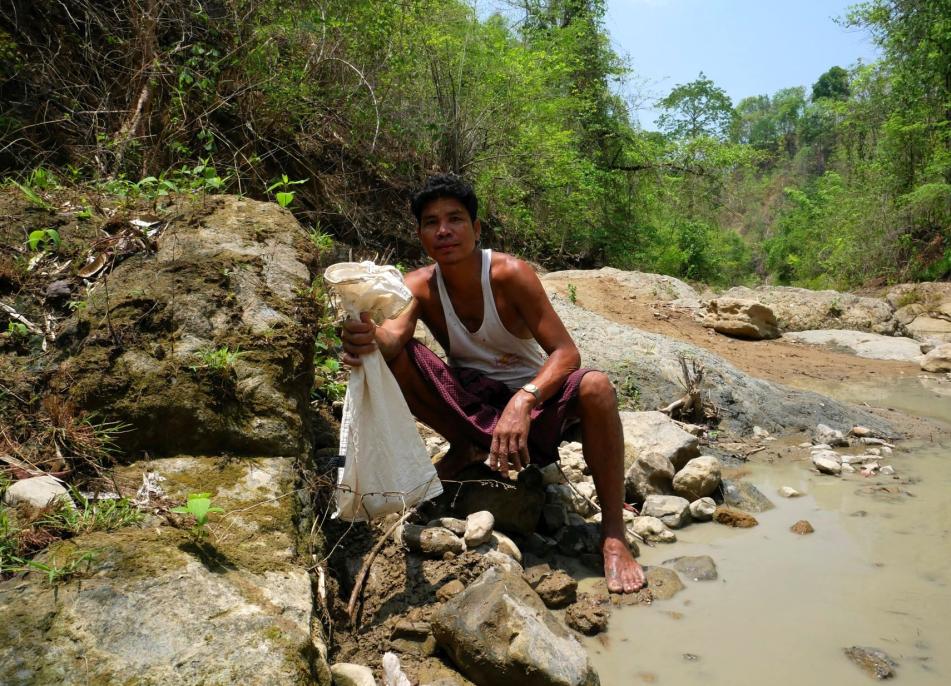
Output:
[404,264,437,301]
[489,251,543,289]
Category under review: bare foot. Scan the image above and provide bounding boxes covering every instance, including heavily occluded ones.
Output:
[434,442,484,480]
[602,536,645,593]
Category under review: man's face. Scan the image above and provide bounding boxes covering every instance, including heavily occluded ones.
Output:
[417,196,481,265]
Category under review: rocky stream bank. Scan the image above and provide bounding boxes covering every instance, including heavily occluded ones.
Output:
[1,190,949,685]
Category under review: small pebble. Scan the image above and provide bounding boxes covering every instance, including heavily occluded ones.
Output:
[779,486,802,498]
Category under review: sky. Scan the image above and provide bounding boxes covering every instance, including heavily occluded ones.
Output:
[481,0,881,130]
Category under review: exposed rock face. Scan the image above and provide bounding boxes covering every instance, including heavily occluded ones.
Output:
[672,456,721,501]
[51,197,318,456]
[703,297,780,340]
[0,457,329,686]
[720,285,898,334]
[921,344,951,372]
[432,567,599,686]
[887,282,951,343]
[542,268,699,302]
[783,330,923,362]
[551,297,892,435]
[641,495,691,529]
[524,565,578,609]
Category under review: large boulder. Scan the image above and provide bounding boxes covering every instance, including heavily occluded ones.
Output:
[702,297,779,340]
[720,285,897,334]
[782,330,923,362]
[551,297,892,435]
[886,282,951,342]
[3,475,72,509]
[0,456,329,686]
[672,456,721,501]
[921,344,951,373]
[432,567,599,686]
[50,197,318,456]
[720,480,775,512]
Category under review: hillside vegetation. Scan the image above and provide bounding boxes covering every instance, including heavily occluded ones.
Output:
[0,0,948,287]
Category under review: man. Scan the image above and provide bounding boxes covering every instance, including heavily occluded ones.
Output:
[341,174,644,593]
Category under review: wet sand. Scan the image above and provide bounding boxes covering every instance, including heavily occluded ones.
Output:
[583,376,951,685]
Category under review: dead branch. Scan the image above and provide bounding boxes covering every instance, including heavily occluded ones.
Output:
[658,355,705,422]
[348,509,416,627]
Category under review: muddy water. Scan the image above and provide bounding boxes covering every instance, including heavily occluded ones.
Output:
[584,379,951,685]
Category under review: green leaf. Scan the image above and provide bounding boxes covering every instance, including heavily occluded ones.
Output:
[275,191,294,208]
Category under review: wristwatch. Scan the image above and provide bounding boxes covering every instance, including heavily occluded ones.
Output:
[520,383,541,402]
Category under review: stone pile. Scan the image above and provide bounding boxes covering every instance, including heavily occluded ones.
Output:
[806,424,898,478]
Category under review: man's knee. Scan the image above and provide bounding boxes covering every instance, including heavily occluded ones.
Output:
[579,371,617,410]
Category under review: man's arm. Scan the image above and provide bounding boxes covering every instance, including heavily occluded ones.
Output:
[488,258,581,472]
[340,269,427,365]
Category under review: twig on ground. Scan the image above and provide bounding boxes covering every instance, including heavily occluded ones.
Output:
[347,509,416,628]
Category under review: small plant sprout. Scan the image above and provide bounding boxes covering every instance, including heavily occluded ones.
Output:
[27,228,61,252]
[171,493,224,542]
[267,174,308,208]
[308,227,333,254]
[6,322,29,339]
[567,283,577,304]
[190,346,242,373]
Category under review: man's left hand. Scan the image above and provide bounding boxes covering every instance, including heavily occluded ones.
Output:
[489,394,534,473]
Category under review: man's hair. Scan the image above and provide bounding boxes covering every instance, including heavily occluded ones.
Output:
[410,173,478,225]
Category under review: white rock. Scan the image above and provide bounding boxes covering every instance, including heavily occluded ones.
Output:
[812,451,842,476]
[753,426,770,438]
[798,442,813,448]
[703,297,780,340]
[620,410,700,471]
[779,486,802,498]
[815,424,848,447]
[841,463,856,473]
[641,495,691,529]
[3,475,73,509]
[481,549,523,575]
[921,344,951,372]
[628,516,676,543]
[575,481,598,502]
[880,465,895,476]
[672,455,721,500]
[330,662,376,686]
[782,330,924,362]
[688,497,716,521]
[810,443,833,452]
[464,511,495,549]
[476,531,522,564]
[881,446,893,456]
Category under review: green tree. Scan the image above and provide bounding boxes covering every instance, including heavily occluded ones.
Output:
[656,72,735,140]
[812,66,851,100]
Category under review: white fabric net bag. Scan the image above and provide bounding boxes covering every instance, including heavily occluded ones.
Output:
[324,261,442,521]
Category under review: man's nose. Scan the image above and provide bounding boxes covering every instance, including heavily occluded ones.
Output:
[435,220,451,235]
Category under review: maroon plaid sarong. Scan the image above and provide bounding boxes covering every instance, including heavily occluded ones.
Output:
[405,339,593,467]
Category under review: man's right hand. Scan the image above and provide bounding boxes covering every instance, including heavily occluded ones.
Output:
[340,312,378,366]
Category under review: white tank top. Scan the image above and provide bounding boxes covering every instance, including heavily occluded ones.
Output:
[435,249,547,390]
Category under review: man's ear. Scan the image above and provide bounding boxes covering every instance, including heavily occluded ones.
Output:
[473,218,482,242]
